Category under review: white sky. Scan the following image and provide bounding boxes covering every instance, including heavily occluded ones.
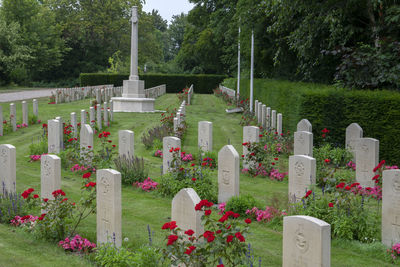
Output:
[143,0,195,24]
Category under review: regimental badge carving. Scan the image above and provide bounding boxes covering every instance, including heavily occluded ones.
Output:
[131,8,138,24]
[1,148,7,163]
[42,159,51,177]
[101,176,111,194]
[393,174,400,193]
[297,133,305,145]
[294,161,305,177]
[294,225,309,253]
[222,170,230,185]
[360,142,369,153]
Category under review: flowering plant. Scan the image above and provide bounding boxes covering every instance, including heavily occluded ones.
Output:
[58,234,96,254]
[246,206,286,223]
[134,177,158,192]
[159,199,252,266]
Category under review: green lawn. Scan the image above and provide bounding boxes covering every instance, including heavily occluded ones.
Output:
[0,93,394,266]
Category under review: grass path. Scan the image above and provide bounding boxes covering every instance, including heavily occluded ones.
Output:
[0,94,394,266]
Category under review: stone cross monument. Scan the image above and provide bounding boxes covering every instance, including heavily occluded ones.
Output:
[112,6,155,112]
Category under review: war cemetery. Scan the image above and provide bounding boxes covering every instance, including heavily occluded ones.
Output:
[0,1,400,266]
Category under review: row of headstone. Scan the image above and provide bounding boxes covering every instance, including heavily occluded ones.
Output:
[55,85,117,104]
[144,84,166,99]
[253,100,282,134]
[173,101,186,134]
[171,187,331,266]
[218,85,236,99]
[198,121,212,152]
[0,100,39,136]
[163,135,239,203]
[187,84,194,105]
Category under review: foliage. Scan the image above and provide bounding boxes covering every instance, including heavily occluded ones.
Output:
[159,199,253,266]
[293,187,380,242]
[114,155,148,185]
[228,78,400,165]
[93,243,135,267]
[158,149,217,202]
[80,73,226,94]
[28,136,48,156]
[225,195,261,216]
[0,190,28,224]
[141,124,171,149]
[58,234,96,254]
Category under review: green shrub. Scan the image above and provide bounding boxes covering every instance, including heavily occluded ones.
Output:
[93,244,134,267]
[0,191,28,224]
[114,155,148,185]
[28,137,48,155]
[80,73,226,94]
[158,172,217,202]
[225,195,261,216]
[132,246,163,267]
[225,78,400,164]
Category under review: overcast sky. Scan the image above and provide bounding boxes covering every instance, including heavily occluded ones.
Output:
[143,0,195,24]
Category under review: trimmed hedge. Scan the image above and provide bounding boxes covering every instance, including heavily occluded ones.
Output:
[80,73,226,94]
[223,78,400,164]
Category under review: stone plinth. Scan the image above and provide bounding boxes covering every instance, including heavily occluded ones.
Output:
[112,80,155,112]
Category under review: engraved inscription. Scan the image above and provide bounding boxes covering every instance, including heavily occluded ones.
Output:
[222,170,230,185]
[101,176,111,194]
[294,225,309,253]
[393,174,400,193]
[294,161,305,177]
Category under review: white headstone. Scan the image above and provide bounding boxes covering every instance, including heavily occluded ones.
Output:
[283,215,330,267]
[271,110,277,130]
[48,119,61,154]
[382,170,400,246]
[22,101,28,126]
[243,126,260,169]
[109,100,114,122]
[254,100,259,117]
[97,104,102,130]
[171,188,204,237]
[289,155,316,202]
[218,145,239,203]
[90,107,95,126]
[96,169,122,247]
[80,124,94,156]
[346,123,363,160]
[96,90,101,105]
[198,121,213,152]
[173,117,178,133]
[266,107,271,130]
[10,103,16,132]
[118,130,134,158]
[297,119,312,132]
[355,138,379,187]
[33,99,38,117]
[81,110,86,125]
[0,144,16,194]
[40,154,61,200]
[261,104,266,128]
[163,136,181,174]
[103,102,108,126]
[0,106,3,136]
[294,131,313,157]
[277,113,283,135]
[71,112,77,138]
[55,117,64,150]
[257,102,262,125]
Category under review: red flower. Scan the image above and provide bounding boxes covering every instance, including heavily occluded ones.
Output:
[259,134,263,137]
[85,182,96,188]
[242,142,248,146]
[245,218,252,224]
[21,191,29,199]
[169,148,173,153]
[88,146,92,149]
[271,162,275,165]
[43,198,49,202]
[218,264,225,267]
[241,155,244,158]
[167,235,178,246]
[216,229,222,234]
[169,221,177,230]
[174,147,180,152]
[33,194,39,199]
[345,186,351,190]
[336,182,345,189]
[350,182,360,188]
[61,198,68,202]
[27,188,34,193]
[184,229,194,236]
[112,145,116,148]
[205,210,212,216]
[322,128,330,133]
[83,172,92,179]
[108,140,112,143]
[195,200,213,210]
[274,157,278,161]
[226,235,234,243]
[304,190,312,198]
[42,123,48,128]
[184,246,196,255]
[324,159,330,163]
[191,163,195,167]
[235,232,245,242]
[328,202,334,208]
[322,134,326,138]
[192,178,196,182]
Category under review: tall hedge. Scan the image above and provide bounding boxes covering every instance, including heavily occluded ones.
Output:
[80,73,226,94]
[223,78,400,164]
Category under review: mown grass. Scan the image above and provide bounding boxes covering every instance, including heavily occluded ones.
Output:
[0,93,395,266]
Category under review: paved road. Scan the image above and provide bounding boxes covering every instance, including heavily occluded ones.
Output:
[0,89,54,103]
